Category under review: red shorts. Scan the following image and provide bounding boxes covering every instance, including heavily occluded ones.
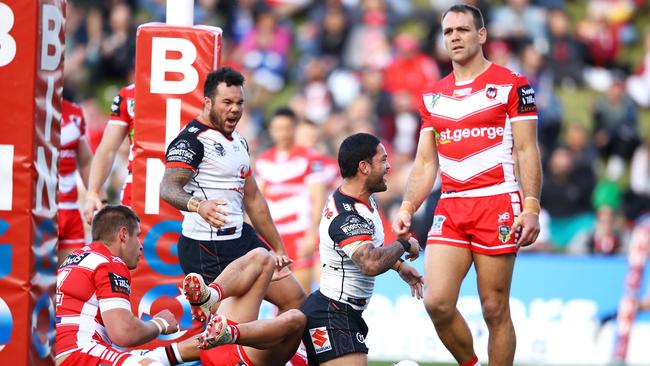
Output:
[200,344,308,366]
[282,232,316,269]
[59,342,134,366]
[58,209,85,250]
[426,192,522,255]
[200,344,255,366]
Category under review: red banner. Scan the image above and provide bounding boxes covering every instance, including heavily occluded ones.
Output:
[132,23,222,346]
[0,0,63,365]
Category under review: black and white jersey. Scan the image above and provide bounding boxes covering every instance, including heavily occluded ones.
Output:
[318,188,384,311]
[165,119,251,241]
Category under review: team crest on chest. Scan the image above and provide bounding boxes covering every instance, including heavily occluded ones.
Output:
[485,86,498,99]
[214,143,226,156]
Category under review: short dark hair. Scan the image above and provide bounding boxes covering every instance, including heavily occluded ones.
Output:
[271,107,297,124]
[91,205,140,242]
[442,4,484,30]
[338,133,381,178]
[204,67,245,100]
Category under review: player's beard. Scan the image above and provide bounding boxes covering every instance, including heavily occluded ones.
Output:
[367,172,388,193]
[209,108,230,137]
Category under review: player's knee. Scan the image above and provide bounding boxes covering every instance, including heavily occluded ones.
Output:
[248,247,274,269]
[481,296,510,326]
[424,295,455,323]
[282,309,307,333]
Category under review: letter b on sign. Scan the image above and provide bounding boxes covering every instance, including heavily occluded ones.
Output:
[150,37,199,94]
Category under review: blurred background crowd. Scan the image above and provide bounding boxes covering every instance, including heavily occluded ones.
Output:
[63,0,650,257]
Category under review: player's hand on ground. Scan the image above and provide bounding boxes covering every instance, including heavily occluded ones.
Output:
[398,263,424,299]
[392,210,412,237]
[83,192,103,224]
[197,199,228,228]
[152,310,179,335]
[510,212,540,247]
[405,237,420,261]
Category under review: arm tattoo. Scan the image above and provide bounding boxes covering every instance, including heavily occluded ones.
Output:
[160,167,195,211]
[351,242,404,276]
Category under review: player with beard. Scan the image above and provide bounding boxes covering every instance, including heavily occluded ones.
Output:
[301,133,423,366]
[160,67,305,322]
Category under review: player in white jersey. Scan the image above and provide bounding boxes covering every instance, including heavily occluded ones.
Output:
[302,133,422,365]
[160,67,305,318]
[58,99,93,265]
[393,4,542,366]
[256,107,327,292]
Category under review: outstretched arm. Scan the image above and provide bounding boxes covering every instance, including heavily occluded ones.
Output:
[349,237,419,277]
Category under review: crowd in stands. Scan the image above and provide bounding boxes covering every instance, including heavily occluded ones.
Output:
[64,0,650,256]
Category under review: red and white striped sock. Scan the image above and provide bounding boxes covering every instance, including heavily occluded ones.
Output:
[208,283,223,303]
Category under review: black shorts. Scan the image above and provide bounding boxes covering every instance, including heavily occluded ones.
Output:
[178,223,269,282]
[301,290,369,365]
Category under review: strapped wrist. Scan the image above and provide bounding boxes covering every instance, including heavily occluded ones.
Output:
[398,239,411,253]
[394,257,405,272]
[522,196,541,215]
[187,197,203,213]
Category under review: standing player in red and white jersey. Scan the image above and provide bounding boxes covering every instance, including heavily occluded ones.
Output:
[58,99,93,265]
[256,107,327,292]
[83,84,135,223]
[393,4,542,366]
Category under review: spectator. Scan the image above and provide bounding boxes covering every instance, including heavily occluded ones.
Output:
[593,72,640,162]
[383,33,440,109]
[541,146,596,250]
[626,28,650,108]
[489,0,548,52]
[546,7,585,87]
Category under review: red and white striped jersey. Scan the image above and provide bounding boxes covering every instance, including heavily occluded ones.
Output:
[55,242,133,358]
[420,63,537,198]
[109,84,135,176]
[58,100,86,206]
[255,146,325,234]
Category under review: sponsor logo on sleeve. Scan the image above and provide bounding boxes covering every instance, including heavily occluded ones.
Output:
[431,215,446,235]
[517,85,537,113]
[127,99,135,117]
[309,327,332,354]
[108,272,131,295]
[340,215,373,237]
[60,252,90,268]
[167,140,196,164]
[110,95,123,115]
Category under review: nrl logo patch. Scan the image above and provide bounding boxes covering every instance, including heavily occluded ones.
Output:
[498,225,511,243]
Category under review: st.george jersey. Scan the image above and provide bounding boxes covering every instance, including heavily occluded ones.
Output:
[255,146,325,235]
[59,100,87,208]
[165,119,252,241]
[318,188,383,311]
[55,242,133,358]
[420,63,537,198]
[109,83,135,203]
